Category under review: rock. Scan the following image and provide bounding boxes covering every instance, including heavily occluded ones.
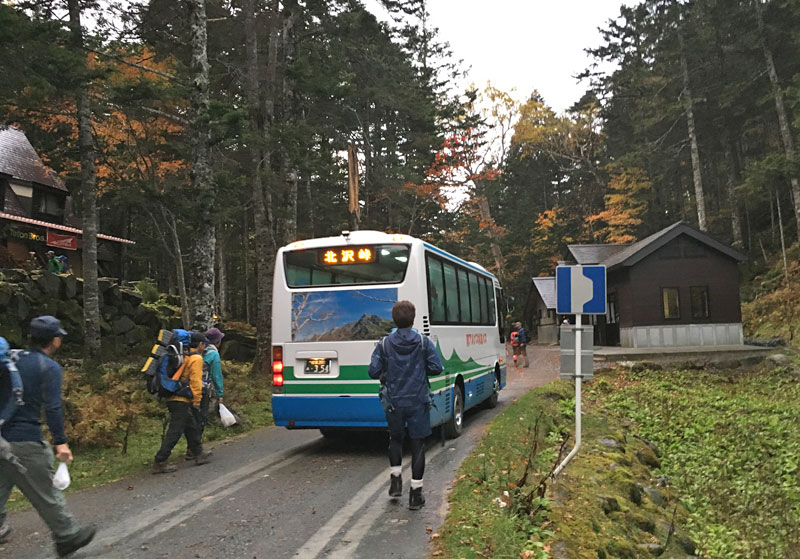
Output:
[112,315,136,336]
[767,354,793,367]
[636,543,664,555]
[629,483,643,505]
[0,283,14,307]
[600,495,621,514]
[102,305,119,321]
[10,293,30,322]
[634,435,661,457]
[120,288,143,307]
[97,277,116,293]
[1,269,30,283]
[677,535,697,555]
[35,272,61,297]
[629,513,656,533]
[598,437,623,449]
[636,446,661,469]
[642,485,667,507]
[133,305,160,329]
[63,274,78,299]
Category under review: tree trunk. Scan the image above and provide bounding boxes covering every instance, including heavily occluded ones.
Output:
[722,131,744,247]
[476,194,506,277]
[217,226,227,320]
[678,20,707,231]
[67,0,101,359]
[243,209,251,325]
[755,0,800,236]
[187,0,216,330]
[777,190,789,284]
[163,207,191,327]
[245,0,276,374]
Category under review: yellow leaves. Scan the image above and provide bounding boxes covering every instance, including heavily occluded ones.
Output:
[587,164,651,244]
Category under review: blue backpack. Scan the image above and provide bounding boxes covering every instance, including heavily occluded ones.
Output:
[0,337,23,427]
[142,329,193,399]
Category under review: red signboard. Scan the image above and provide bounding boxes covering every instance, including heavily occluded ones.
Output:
[46,230,78,251]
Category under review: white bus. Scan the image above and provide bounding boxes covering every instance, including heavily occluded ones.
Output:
[270,230,507,438]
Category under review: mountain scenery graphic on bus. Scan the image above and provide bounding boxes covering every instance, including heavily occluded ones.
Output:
[292,288,397,341]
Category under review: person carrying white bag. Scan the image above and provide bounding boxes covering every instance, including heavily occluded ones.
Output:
[0,317,96,557]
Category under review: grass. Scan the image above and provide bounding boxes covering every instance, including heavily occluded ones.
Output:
[432,383,572,559]
[6,360,273,513]
[590,362,800,559]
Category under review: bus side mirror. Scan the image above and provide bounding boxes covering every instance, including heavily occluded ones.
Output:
[506,296,516,314]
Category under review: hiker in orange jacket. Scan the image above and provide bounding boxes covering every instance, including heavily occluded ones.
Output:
[153,332,212,473]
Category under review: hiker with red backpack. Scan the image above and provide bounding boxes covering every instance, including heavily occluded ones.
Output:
[510,321,529,368]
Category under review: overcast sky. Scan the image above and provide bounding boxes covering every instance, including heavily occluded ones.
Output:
[365,0,630,113]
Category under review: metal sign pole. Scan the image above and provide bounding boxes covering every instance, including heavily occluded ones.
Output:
[554,313,581,478]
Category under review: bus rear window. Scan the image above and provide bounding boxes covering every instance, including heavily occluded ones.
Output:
[285,245,410,287]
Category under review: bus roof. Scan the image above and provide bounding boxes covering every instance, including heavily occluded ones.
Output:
[280,231,497,280]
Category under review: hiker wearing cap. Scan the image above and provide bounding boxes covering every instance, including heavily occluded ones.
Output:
[153,332,211,473]
[0,316,96,557]
[193,327,225,446]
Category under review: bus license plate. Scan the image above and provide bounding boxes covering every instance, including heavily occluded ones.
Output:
[305,358,330,374]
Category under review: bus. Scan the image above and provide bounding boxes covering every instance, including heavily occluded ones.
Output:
[270,230,507,438]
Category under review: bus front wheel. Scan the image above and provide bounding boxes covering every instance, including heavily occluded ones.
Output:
[444,386,464,439]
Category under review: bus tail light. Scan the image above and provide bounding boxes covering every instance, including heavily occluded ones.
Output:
[272,346,284,388]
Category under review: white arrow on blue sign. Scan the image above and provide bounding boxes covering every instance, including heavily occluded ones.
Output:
[556,265,607,315]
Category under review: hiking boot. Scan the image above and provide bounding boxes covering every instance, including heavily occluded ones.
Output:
[55,525,96,557]
[152,460,177,474]
[409,487,425,510]
[389,475,402,497]
[0,522,11,543]
[185,449,195,461]
[194,451,212,466]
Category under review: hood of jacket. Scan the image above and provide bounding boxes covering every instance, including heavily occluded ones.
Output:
[387,328,423,354]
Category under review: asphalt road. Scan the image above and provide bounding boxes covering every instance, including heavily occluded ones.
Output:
[1,347,559,559]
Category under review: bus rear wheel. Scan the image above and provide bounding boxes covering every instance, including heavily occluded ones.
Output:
[444,386,464,439]
[484,372,500,409]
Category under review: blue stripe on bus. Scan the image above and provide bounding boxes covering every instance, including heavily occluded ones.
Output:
[422,243,497,279]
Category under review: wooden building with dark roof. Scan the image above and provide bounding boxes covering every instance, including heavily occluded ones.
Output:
[0,125,134,275]
[568,221,747,347]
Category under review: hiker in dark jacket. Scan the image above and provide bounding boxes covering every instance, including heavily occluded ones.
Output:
[0,316,96,557]
[368,300,444,510]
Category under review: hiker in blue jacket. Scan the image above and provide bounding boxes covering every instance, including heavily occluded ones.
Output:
[368,300,444,510]
[0,316,96,557]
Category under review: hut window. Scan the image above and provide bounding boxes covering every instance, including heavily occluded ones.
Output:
[662,287,680,319]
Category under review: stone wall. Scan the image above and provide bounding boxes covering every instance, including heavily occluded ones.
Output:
[0,269,179,352]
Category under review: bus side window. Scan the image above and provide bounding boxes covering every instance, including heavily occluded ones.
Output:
[486,280,496,325]
[443,262,459,323]
[458,269,471,324]
[479,277,488,324]
[427,257,446,323]
[468,273,481,325]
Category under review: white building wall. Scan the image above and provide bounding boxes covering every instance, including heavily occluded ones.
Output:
[620,323,743,348]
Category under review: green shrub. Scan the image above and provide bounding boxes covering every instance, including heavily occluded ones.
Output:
[135,278,160,304]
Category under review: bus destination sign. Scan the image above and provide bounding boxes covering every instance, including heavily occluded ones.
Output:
[319,247,376,265]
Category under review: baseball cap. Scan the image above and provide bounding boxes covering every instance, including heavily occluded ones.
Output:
[190,331,208,347]
[30,315,68,338]
[205,327,225,345]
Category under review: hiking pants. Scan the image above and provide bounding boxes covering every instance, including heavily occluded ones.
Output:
[0,441,80,544]
[155,401,203,463]
[386,405,429,481]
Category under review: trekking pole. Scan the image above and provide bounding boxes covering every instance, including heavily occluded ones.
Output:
[0,433,26,474]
